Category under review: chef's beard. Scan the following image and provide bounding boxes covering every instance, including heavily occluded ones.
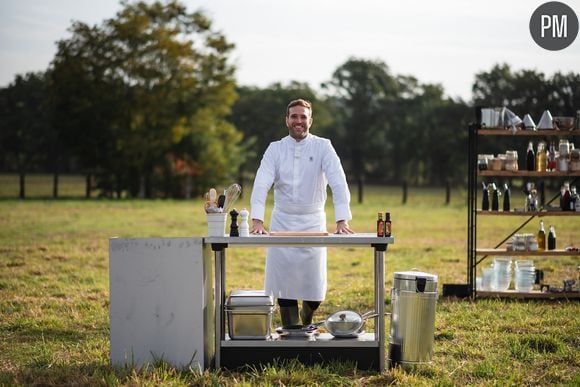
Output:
[288,124,309,141]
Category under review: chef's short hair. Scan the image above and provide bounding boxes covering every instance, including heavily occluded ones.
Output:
[286,99,312,117]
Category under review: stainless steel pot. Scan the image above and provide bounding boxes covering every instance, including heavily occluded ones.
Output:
[314,310,378,337]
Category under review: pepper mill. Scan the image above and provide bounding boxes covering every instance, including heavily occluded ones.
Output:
[239,208,250,237]
[229,208,239,237]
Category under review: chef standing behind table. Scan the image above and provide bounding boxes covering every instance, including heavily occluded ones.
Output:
[250,98,354,328]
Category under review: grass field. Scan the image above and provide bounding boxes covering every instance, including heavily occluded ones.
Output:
[0,176,579,385]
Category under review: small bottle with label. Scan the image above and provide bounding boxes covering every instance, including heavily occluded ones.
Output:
[536,141,547,172]
[377,213,384,237]
[547,225,556,250]
[537,220,546,250]
[384,212,392,237]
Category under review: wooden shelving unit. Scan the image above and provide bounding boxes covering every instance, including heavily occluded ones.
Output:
[467,122,580,300]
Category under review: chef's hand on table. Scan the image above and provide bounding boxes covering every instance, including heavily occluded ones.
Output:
[251,219,268,235]
[335,220,354,234]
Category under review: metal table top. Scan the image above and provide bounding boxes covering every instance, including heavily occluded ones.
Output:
[204,233,394,247]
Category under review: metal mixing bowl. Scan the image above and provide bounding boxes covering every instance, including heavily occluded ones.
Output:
[553,116,575,130]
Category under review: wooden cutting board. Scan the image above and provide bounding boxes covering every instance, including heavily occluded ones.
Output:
[269,231,329,236]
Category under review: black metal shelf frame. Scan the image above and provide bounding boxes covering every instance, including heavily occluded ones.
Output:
[466,121,580,299]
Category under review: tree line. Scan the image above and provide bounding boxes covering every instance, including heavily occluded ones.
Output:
[1,1,579,201]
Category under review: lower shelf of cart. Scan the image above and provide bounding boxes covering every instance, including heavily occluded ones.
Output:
[477,290,580,299]
[222,332,378,347]
[476,249,580,256]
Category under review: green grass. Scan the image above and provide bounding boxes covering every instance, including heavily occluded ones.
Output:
[0,180,579,385]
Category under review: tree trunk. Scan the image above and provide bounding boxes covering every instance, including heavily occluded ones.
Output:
[238,166,245,199]
[145,174,152,199]
[402,181,408,204]
[116,174,123,199]
[185,174,192,199]
[357,175,364,204]
[85,173,91,199]
[19,171,25,199]
[53,173,59,199]
[445,180,451,205]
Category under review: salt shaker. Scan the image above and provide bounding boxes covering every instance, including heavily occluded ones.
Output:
[239,208,250,237]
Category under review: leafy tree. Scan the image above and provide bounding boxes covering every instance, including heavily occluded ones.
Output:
[472,63,580,119]
[230,82,334,189]
[49,0,240,198]
[0,72,52,198]
[323,58,399,202]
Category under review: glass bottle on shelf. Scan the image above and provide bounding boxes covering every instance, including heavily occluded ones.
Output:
[536,141,547,172]
[561,182,571,211]
[482,182,490,211]
[503,183,510,212]
[547,142,557,171]
[526,141,535,171]
[547,225,556,250]
[573,186,580,212]
[491,183,500,211]
[537,220,546,250]
[570,186,578,211]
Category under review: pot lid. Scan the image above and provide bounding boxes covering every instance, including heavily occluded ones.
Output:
[327,310,361,324]
[227,289,274,306]
[394,271,438,281]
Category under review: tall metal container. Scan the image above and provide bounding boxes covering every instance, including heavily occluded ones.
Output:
[388,271,438,368]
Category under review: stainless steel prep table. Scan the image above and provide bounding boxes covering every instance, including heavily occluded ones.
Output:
[205,233,394,371]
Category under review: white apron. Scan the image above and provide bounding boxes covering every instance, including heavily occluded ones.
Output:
[265,209,327,301]
[251,134,352,302]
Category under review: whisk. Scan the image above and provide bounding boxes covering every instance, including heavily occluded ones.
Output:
[223,183,242,212]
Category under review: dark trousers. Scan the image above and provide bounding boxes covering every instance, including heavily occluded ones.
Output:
[278,298,321,310]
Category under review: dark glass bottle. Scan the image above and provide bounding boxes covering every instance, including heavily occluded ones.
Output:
[547,225,556,250]
[526,141,535,171]
[503,183,511,212]
[384,212,392,237]
[562,183,571,211]
[377,213,384,237]
[482,183,490,211]
[491,183,500,211]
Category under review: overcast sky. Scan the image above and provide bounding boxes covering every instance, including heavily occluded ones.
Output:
[1,0,579,101]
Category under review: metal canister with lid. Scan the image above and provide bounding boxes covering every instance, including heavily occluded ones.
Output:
[389,271,438,368]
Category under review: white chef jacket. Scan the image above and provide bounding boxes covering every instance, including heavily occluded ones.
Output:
[250,133,352,301]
